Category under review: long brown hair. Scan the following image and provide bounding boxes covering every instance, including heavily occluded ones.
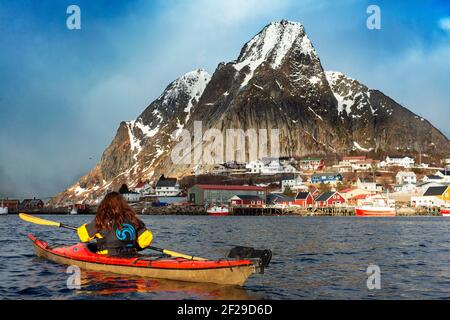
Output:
[95,192,140,230]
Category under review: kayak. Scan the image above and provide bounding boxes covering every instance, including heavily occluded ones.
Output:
[28,234,259,286]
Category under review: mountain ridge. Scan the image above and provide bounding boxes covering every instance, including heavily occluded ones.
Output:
[50,20,449,206]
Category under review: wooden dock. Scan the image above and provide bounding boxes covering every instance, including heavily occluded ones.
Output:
[230,206,355,216]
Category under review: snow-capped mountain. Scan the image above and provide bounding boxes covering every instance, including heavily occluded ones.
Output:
[325,71,448,153]
[50,20,449,205]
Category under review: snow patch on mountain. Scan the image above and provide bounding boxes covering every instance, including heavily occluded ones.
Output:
[126,122,143,160]
[161,69,211,111]
[180,69,211,123]
[133,119,159,138]
[325,71,377,116]
[353,141,373,152]
[234,20,315,88]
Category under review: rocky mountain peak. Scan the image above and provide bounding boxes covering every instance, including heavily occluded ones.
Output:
[156,69,211,110]
[233,20,317,88]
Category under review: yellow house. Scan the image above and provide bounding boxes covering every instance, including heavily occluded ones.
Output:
[443,187,450,204]
[423,186,450,204]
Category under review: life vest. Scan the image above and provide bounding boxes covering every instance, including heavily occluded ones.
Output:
[78,219,152,256]
[96,221,139,256]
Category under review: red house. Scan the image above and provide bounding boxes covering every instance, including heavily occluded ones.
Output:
[294,192,315,208]
[0,199,19,212]
[230,195,265,208]
[315,191,346,208]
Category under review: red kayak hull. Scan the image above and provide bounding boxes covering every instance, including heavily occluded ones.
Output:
[28,234,256,286]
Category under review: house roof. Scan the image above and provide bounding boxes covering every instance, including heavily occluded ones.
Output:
[156,178,178,187]
[123,191,139,195]
[0,199,19,204]
[311,172,341,178]
[343,156,367,160]
[359,178,375,183]
[134,181,147,188]
[300,157,323,161]
[396,171,416,176]
[267,193,294,203]
[22,199,43,205]
[295,192,311,200]
[423,186,449,196]
[315,192,338,202]
[195,184,266,191]
[233,195,265,201]
[261,157,279,165]
[350,194,372,200]
[427,175,443,179]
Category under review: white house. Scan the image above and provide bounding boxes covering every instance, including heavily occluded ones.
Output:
[246,158,298,175]
[246,160,265,174]
[134,181,154,195]
[339,156,374,171]
[352,160,374,171]
[357,178,383,193]
[283,164,298,173]
[411,186,449,207]
[394,184,416,192]
[382,156,415,168]
[155,177,181,197]
[411,196,444,207]
[281,176,305,192]
[122,192,141,203]
[396,171,417,185]
[262,158,284,174]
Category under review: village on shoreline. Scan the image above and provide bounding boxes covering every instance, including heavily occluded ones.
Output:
[2,154,450,217]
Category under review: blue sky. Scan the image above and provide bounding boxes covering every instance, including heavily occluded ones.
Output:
[0,0,449,198]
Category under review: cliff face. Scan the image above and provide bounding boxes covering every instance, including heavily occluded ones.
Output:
[50,20,449,206]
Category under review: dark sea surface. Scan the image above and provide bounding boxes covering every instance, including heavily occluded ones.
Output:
[0,215,449,300]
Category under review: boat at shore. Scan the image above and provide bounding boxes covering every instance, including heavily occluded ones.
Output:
[441,205,450,217]
[0,201,8,215]
[69,206,78,215]
[206,205,230,216]
[355,197,396,217]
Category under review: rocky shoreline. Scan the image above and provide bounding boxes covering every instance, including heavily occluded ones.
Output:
[14,205,444,217]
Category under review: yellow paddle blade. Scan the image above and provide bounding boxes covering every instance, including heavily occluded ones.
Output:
[162,249,207,261]
[19,213,61,228]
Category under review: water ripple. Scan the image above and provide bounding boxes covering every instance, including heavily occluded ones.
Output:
[1,215,450,299]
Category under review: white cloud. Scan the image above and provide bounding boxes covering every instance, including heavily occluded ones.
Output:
[439,17,450,32]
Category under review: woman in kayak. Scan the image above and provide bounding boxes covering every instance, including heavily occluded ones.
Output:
[77,192,153,256]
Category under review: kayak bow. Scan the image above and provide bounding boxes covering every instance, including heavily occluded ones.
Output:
[28,234,262,286]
